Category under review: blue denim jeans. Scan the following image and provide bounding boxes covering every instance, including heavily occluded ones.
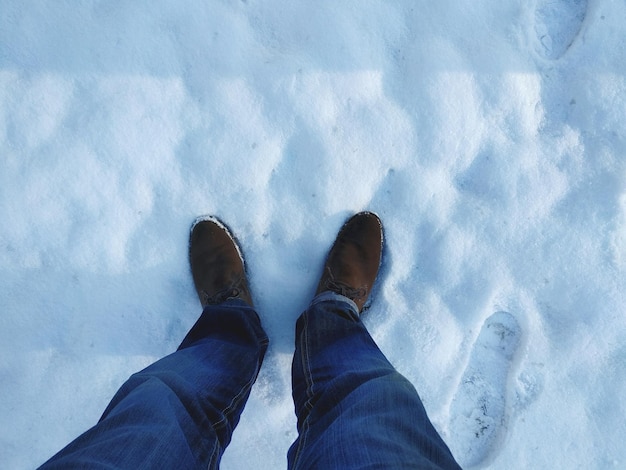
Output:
[39,295,460,469]
[288,292,460,469]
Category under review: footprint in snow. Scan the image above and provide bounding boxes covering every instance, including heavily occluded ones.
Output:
[448,311,521,468]
[533,0,588,60]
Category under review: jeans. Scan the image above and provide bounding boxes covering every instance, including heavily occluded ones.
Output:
[39,294,460,469]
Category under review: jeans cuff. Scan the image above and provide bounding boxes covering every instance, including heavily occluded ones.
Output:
[310,291,359,315]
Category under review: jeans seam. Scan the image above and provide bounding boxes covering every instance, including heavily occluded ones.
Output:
[212,310,267,431]
[207,437,220,470]
[212,345,264,430]
[293,310,314,467]
[304,312,315,405]
[212,372,256,430]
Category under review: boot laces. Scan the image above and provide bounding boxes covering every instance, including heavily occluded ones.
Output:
[201,278,245,305]
[324,268,367,301]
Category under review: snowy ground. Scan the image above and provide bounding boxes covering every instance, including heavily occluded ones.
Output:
[1,0,625,468]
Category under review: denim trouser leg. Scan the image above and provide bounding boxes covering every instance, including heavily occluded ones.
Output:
[288,292,461,470]
[39,299,268,470]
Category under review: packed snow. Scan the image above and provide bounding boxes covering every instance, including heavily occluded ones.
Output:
[1,0,625,468]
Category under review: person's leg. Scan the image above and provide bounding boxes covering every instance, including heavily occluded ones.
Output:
[39,218,267,470]
[288,212,460,469]
[40,301,267,470]
[289,293,459,469]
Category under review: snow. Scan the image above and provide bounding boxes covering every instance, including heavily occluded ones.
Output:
[1,0,625,468]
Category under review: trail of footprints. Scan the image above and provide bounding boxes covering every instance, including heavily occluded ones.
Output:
[444,3,589,465]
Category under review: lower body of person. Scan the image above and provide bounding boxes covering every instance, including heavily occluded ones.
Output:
[39,212,460,469]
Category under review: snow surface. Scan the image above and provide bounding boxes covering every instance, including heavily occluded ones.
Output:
[1,0,625,468]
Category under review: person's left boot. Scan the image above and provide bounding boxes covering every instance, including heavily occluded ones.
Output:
[189,218,254,307]
[316,212,383,312]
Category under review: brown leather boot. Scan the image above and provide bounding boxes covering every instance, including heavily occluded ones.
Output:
[316,212,383,312]
[189,217,254,307]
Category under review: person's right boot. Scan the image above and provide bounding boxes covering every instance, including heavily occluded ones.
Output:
[189,217,254,308]
[316,212,383,312]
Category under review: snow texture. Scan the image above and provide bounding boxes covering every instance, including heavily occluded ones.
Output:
[1,1,625,469]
